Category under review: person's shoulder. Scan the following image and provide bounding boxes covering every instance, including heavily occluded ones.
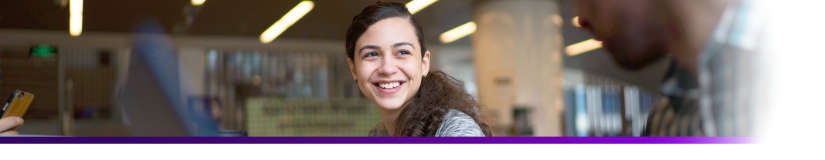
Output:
[443,109,474,122]
[435,109,485,137]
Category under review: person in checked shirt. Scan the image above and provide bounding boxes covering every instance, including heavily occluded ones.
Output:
[576,0,781,137]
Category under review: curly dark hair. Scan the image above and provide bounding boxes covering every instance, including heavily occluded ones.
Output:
[396,71,492,136]
[345,1,491,136]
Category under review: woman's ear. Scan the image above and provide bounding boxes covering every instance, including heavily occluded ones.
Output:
[347,58,358,82]
[422,51,431,76]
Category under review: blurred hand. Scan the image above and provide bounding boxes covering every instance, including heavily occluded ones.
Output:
[0,116,24,135]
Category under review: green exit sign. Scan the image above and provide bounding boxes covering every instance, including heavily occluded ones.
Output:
[30,44,57,58]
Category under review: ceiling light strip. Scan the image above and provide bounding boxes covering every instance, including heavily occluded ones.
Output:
[69,0,83,36]
[440,21,476,44]
[565,39,602,56]
[260,1,314,44]
[406,0,438,14]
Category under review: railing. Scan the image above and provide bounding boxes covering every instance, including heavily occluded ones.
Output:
[204,49,360,132]
[1,46,125,136]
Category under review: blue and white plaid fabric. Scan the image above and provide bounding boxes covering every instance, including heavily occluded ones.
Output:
[645,0,782,137]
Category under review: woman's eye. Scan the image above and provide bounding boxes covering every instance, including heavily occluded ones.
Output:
[397,50,411,56]
[364,52,378,58]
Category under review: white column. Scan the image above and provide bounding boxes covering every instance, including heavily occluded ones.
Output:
[472,0,565,136]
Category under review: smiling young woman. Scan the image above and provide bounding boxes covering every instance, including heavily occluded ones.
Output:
[345,1,491,137]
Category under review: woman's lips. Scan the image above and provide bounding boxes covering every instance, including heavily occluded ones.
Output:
[373,81,405,94]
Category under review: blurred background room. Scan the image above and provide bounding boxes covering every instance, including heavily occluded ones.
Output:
[1,0,675,137]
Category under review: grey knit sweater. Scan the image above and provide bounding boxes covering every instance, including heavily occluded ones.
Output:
[367,109,485,137]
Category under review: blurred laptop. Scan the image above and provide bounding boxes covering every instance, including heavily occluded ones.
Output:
[117,20,227,137]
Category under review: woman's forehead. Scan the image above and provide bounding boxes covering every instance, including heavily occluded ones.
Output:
[356,17,419,49]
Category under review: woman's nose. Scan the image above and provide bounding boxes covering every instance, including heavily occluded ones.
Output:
[378,58,398,76]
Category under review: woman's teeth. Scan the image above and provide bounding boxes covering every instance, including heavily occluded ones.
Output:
[378,82,400,89]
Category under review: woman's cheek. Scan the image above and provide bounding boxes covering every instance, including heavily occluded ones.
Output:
[358,64,375,80]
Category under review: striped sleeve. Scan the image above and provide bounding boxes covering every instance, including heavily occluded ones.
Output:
[700,0,781,136]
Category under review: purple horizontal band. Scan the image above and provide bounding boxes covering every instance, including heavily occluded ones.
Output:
[0,137,753,144]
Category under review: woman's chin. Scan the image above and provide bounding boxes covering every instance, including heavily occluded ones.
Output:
[374,100,405,111]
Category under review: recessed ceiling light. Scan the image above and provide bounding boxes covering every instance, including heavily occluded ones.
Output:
[192,0,205,6]
[553,14,563,27]
[572,16,581,28]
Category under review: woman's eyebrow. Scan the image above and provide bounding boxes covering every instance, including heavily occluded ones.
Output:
[392,42,414,49]
[359,45,380,53]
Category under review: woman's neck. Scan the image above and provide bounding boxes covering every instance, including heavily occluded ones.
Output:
[377,105,405,136]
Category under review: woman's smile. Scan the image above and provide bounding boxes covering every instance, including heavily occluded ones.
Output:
[371,80,407,94]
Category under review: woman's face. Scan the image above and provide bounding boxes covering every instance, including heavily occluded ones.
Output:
[348,17,430,111]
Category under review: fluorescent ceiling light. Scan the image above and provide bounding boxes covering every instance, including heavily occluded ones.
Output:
[440,21,476,44]
[192,0,206,6]
[565,39,601,56]
[260,1,314,44]
[572,16,581,28]
[406,0,437,14]
[70,0,83,37]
